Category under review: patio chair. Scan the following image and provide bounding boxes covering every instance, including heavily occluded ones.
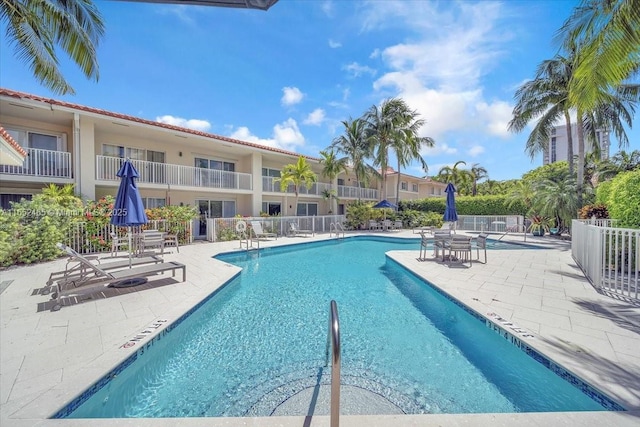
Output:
[418,231,431,260]
[432,229,452,261]
[140,230,165,256]
[288,222,314,237]
[394,220,403,230]
[50,243,186,311]
[447,236,472,267]
[250,221,277,240]
[110,232,128,257]
[474,233,488,263]
[368,220,380,231]
[45,246,163,289]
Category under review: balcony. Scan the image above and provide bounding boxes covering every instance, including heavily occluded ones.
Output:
[337,184,378,200]
[96,156,252,190]
[261,177,377,200]
[0,148,72,179]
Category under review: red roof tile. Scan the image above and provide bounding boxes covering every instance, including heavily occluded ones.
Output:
[0,125,27,157]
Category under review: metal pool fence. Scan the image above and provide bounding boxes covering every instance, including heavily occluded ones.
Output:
[572,219,639,302]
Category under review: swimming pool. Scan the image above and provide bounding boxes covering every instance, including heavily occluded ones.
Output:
[63,236,610,418]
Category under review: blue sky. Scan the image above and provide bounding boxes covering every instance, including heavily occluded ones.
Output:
[1,0,638,181]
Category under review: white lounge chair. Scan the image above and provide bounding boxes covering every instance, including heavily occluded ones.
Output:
[288,222,314,237]
[250,221,277,240]
[50,243,186,311]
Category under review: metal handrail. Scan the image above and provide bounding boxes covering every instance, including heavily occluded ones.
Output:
[324,300,340,427]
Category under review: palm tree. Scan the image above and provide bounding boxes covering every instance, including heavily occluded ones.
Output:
[275,156,317,216]
[318,148,347,213]
[558,0,640,111]
[470,163,488,196]
[389,100,434,205]
[509,54,577,175]
[331,118,374,201]
[437,161,468,188]
[532,173,580,231]
[363,98,407,201]
[40,183,82,209]
[1,0,105,95]
[597,149,640,181]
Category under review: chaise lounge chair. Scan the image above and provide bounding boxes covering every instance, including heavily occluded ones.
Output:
[250,221,277,240]
[46,246,163,289]
[49,243,186,311]
[288,221,314,237]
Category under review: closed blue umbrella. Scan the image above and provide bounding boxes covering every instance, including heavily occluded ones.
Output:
[110,159,148,267]
[443,182,458,222]
[372,199,398,210]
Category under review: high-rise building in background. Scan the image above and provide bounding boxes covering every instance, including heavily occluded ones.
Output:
[543,125,610,165]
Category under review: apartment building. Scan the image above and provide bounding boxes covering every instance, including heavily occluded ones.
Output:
[0,88,445,237]
[382,167,447,205]
[543,124,610,165]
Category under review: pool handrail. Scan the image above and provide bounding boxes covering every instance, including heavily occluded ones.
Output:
[324,300,341,427]
[329,222,345,238]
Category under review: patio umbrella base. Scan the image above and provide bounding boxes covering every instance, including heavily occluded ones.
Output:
[109,277,148,288]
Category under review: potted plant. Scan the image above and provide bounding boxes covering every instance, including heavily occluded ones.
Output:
[528,215,552,237]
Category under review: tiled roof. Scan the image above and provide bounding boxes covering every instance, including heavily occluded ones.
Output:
[0,125,27,157]
[0,88,320,161]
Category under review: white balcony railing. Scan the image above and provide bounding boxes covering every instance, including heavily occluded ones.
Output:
[261,178,378,200]
[337,185,378,200]
[96,156,252,190]
[0,148,72,179]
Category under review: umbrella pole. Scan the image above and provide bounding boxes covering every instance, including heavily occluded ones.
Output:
[128,227,133,268]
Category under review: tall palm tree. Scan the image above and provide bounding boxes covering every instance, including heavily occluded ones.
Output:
[389,100,434,205]
[1,0,105,95]
[275,156,317,216]
[470,163,488,196]
[509,54,576,175]
[331,118,374,201]
[363,98,407,201]
[318,148,347,213]
[558,0,640,111]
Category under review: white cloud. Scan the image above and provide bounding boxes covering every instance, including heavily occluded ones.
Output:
[344,62,377,78]
[229,118,305,152]
[468,145,485,157]
[321,0,334,17]
[156,115,211,132]
[328,39,342,48]
[475,101,513,138]
[304,108,326,126]
[422,142,458,157]
[362,1,514,140]
[370,48,381,59]
[281,87,304,106]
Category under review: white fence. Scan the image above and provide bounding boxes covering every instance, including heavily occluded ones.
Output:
[207,215,347,242]
[67,220,193,254]
[572,219,639,301]
[455,215,525,233]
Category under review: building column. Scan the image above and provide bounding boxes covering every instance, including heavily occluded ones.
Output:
[77,117,96,200]
[250,152,263,216]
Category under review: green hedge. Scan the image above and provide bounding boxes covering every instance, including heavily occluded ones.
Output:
[605,170,640,229]
[400,195,527,216]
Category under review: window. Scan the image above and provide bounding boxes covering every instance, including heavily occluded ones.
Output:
[1,194,32,210]
[102,144,152,161]
[262,168,280,177]
[401,181,408,191]
[337,178,345,186]
[296,203,318,216]
[142,198,166,209]
[412,183,418,192]
[261,202,281,216]
[551,137,557,163]
[4,127,66,151]
[196,158,236,188]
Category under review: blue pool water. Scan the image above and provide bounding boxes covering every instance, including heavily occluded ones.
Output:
[66,236,607,418]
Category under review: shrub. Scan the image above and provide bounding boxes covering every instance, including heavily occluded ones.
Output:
[607,170,640,229]
[578,204,609,219]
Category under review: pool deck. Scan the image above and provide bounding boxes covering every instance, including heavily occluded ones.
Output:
[1,230,639,426]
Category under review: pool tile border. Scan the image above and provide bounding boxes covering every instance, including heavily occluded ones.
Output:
[387,256,626,412]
